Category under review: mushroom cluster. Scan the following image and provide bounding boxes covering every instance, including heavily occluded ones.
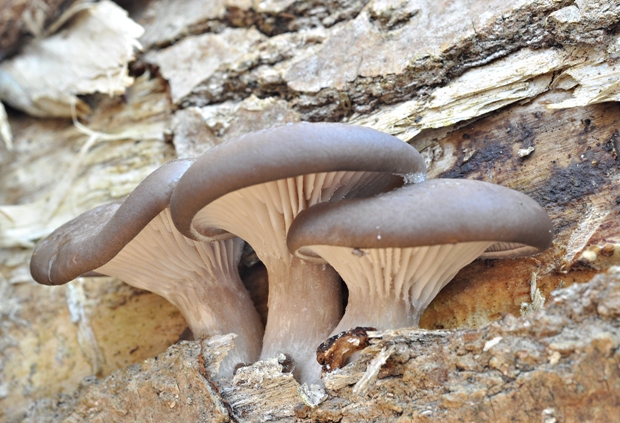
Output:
[30,122,553,385]
[169,122,426,382]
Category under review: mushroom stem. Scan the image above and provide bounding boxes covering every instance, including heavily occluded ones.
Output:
[259,255,341,384]
[96,210,264,377]
[332,289,418,334]
[309,243,493,336]
[161,271,264,377]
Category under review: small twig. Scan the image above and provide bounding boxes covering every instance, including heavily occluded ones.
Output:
[43,1,98,37]
[352,345,395,396]
[0,101,13,151]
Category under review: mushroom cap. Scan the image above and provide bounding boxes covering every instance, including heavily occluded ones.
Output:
[170,122,426,240]
[30,159,194,285]
[288,179,553,259]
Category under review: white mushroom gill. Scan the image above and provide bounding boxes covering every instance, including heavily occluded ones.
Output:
[192,171,392,262]
[483,241,539,258]
[308,241,493,335]
[95,208,263,377]
[191,170,392,383]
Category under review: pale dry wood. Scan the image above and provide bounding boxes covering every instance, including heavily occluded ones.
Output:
[0,1,143,117]
[351,48,594,141]
[144,27,266,105]
[0,101,11,150]
[0,74,174,248]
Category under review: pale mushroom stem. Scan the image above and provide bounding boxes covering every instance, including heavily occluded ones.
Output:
[96,209,264,377]
[310,242,493,335]
[192,171,392,383]
[164,267,265,377]
[260,255,341,384]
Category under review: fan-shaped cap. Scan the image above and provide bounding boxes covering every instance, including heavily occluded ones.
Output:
[288,179,553,258]
[170,122,427,240]
[30,159,194,285]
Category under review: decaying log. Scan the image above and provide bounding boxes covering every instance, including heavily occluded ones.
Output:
[1,0,620,421]
[22,268,620,422]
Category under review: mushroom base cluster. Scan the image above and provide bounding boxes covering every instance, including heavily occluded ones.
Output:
[188,170,403,382]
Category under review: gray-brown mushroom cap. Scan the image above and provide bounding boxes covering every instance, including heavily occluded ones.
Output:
[170,122,426,240]
[30,159,194,286]
[288,179,553,258]
[287,179,553,336]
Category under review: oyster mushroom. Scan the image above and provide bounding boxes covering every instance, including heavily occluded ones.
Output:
[170,122,426,382]
[30,160,263,377]
[287,179,553,335]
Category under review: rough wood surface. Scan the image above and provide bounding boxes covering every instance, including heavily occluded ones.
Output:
[0,1,143,117]
[21,268,620,422]
[418,91,620,329]
[1,0,619,421]
[0,0,74,61]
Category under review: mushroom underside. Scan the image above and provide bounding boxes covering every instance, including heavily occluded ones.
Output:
[96,208,264,377]
[189,170,401,383]
[190,170,401,258]
[304,242,494,335]
[482,241,540,259]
